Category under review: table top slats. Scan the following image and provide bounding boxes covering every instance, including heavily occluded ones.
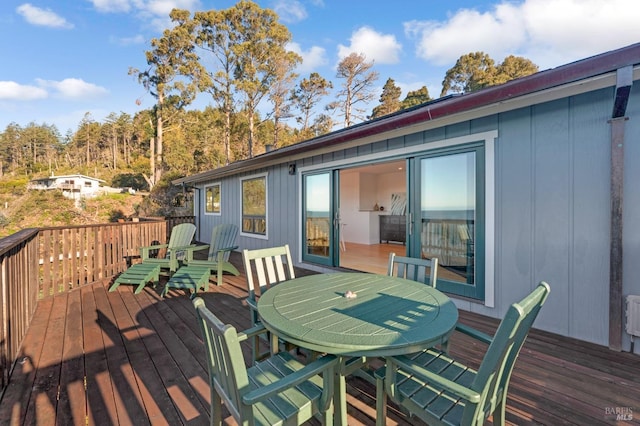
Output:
[258,272,458,356]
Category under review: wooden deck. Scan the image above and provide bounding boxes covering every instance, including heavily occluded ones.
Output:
[1,252,639,425]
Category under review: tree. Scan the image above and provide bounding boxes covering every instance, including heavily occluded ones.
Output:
[493,55,539,85]
[291,72,333,133]
[129,9,206,189]
[441,52,539,96]
[268,52,300,148]
[400,86,432,109]
[74,113,100,168]
[329,52,379,127]
[195,8,237,165]
[229,0,299,158]
[370,78,401,119]
[440,52,496,96]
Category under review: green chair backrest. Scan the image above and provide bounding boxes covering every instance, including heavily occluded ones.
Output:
[206,224,238,263]
[388,253,439,288]
[166,223,196,257]
[242,244,295,305]
[464,281,551,424]
[193,297,251,422]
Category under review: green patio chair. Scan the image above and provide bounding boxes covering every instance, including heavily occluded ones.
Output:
[184,223,240,289]
[375,281,551,426]
[109,223,196,294]
[388,252,439,287]
[192,297,339,426]
[242,244,296,363]
[139,222,197,273]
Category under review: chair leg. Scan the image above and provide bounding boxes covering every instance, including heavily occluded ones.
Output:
[493,400,507,426]
[375,375,388,426]
[211,389,222,426]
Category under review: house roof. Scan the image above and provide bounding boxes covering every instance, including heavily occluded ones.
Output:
[30,174,106,183]
[174,42,640,186]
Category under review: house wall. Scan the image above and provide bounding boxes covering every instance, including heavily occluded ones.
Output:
[194,81,640,350]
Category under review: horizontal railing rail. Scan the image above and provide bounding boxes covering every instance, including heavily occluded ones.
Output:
[0,216,194,399]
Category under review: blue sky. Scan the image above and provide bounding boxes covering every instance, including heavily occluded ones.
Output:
[1,0,640,135]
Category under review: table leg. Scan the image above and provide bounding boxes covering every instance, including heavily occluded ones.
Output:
[334,357,347,425]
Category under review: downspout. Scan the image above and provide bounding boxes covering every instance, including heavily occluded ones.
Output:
[609,66,632,351]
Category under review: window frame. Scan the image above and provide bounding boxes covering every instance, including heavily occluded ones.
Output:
[204,182,222,215]
[240,173,268,239]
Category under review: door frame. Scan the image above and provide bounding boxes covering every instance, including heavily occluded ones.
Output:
[296,130,496,306]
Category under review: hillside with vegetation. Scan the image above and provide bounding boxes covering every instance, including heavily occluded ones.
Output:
[0,173,188,239]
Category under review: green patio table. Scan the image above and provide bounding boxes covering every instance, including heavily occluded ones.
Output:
[257,271,459,425]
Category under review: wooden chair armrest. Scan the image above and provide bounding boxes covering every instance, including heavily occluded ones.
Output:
[455,323,493,345]
[389,355,481,403]
[242,354,339,406]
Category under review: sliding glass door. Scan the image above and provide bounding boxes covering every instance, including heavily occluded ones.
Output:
[302,171,340,266]
[408,144,484,299]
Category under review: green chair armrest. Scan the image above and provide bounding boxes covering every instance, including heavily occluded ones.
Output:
[245,297,258,312]
[237,324,268,342]
[140,243,169,259]
[455,323,493,345]
[218,245,238,253]
[242,354,339,405]
[185,244,210,262]
[390,355,481,403]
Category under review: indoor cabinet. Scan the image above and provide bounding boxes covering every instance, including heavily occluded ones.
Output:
[379,215,406,244]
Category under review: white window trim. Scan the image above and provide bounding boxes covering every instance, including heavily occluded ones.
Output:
[297,130,497,308]
[204,182,222,216]
[240,172,269,240]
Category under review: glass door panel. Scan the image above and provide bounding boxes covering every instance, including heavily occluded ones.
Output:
[412,148,483,299]
[302,172,334,266]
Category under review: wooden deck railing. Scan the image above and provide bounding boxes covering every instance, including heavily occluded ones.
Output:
[0,216,194,399]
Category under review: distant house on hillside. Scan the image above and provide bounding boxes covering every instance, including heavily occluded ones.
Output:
[28,174,106,199]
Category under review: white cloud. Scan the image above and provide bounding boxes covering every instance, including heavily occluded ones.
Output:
[288,42,328,73]
[143,0,200,17]
[36,78,109,100]
[273,0,308,23]
[89,0,131,13]
[16,3,74,29]
[407,0,640,70]
[337,26,402,65]
[0,81,48,100]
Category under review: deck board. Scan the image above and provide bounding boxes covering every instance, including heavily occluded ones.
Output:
[1,252,639,425]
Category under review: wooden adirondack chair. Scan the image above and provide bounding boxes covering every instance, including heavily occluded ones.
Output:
[184,223,240,288]
[140,222,197,273]
[375,281,551,426]
[192,297,338,426]
[388,252,439,287]
[242,245,296,363]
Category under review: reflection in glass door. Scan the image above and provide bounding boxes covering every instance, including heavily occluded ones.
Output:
[411,147,484,299]
[302,171,338,266]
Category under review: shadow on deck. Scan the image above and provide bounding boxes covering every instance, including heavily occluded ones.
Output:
[1,252,639,425]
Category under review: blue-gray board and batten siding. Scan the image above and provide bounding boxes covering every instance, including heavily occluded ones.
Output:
[192,81,640,353]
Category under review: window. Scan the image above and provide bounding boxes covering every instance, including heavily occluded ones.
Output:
[205,183,221,214]
[241,174,267,236]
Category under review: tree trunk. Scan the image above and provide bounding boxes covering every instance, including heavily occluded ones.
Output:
[248,113,254,158]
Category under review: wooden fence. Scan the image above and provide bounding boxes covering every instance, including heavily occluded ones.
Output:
[0,216,194,399]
